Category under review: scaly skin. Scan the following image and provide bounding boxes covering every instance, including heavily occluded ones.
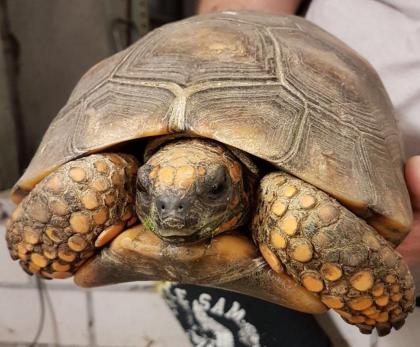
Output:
[5,139,415,336]
[6,153,138,278]
[136,139,252,243]
[251,172,415,336]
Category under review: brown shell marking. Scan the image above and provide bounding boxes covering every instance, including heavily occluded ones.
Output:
[252,172,415,336]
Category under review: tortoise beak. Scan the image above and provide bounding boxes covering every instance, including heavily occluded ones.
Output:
[74,225,326,314]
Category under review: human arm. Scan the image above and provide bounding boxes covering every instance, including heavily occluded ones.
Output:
[196,0,303,15]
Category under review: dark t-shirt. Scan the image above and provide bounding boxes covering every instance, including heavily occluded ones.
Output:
[161,283,331,347]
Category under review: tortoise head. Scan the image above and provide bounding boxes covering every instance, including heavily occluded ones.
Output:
[136,138,250,243]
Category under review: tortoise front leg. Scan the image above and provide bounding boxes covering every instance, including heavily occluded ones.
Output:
[6,153,138,279]
[251,172,415,336]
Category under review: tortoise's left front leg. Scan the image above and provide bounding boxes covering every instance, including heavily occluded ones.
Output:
[251,172,415,336]
[6,153,138,279]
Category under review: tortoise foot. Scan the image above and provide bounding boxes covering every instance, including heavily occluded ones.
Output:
[5,153,138,278]
[252,172,415,336]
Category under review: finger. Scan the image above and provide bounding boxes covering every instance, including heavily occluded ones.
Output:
[405,156,420,210]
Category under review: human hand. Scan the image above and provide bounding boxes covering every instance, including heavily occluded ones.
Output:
[397,156,420,267]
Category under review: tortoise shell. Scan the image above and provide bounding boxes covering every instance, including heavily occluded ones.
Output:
[12,11,412,244]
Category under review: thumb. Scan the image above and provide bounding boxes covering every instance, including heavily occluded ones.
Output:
[405,155,420,211]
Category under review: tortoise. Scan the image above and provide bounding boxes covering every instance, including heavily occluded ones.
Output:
[5,11,415,336]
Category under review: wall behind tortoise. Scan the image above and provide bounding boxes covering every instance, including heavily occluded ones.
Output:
[8,0,118,170]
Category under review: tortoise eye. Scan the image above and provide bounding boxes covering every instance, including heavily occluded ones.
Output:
[206,167,228,198]
[210,182,225,196]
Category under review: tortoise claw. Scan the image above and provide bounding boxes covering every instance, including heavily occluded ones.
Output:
[357,324,374,335]
[392,319,406,331]
[376,322,392,337]
[74,225,326,314]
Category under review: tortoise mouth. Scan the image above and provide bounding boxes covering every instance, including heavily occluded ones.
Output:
[151,211,242,245]
[152,222,220,245]
[160,217,187,230]
[156,230,203,244]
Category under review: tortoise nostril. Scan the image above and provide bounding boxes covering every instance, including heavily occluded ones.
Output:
[156,196,189,217]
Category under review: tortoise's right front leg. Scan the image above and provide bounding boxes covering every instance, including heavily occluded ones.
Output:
[251,172,415,336]
[6,153,138,279]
